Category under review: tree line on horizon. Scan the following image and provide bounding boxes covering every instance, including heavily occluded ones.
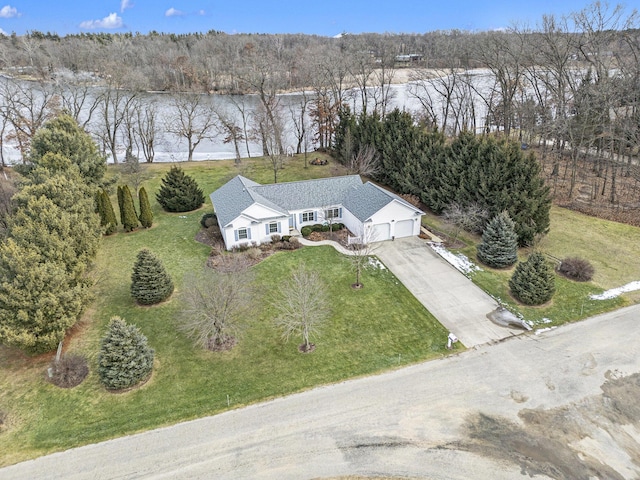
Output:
[0,1,636,216]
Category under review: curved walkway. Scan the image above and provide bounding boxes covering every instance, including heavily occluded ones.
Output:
[296,237,356,255]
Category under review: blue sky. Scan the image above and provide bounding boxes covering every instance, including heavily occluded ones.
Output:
[0,1,629,36]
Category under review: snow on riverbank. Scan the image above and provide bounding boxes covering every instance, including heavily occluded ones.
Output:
[590,281,640,300]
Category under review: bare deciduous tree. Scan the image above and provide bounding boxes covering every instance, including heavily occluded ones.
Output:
[166,93,217,161]
[442,202,490,237]
[348,144,379,177]
[133,98,161,163]
[180,264,254,351]
[96,81,137,164]
[348,226,378,289]
[272,266,330,353]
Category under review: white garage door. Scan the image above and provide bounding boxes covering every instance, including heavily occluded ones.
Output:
[394,219,415,238]
[372,223,391,241]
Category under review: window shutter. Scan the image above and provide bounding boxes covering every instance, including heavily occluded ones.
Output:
[339,208,343,217]
[299,213,303,223]
[247,228,252,240]
[234,230,239,241]
[265,224,269,235]
[277,222,281,233]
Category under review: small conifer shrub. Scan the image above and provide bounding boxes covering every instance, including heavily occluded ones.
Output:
[156,166,205,212]
[98,317,154,390]
[509,252,556,305]
[131,248,174,305]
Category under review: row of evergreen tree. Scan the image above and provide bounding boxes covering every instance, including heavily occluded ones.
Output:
[96,185,153,234]
[0,115,107,353]
[334,109,552,246]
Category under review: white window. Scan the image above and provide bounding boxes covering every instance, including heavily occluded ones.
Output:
[325,208,341,219]
[268,222,278,233]
[301,211,315,223]
[237,228,248,240]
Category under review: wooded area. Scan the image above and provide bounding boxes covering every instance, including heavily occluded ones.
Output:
[0,2,637,222]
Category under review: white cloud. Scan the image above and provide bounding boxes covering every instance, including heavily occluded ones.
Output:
[120,0,133,13]
[79,13,123,30]
[0,28,6,35]
[165,7,184,17]
[197,9,206,16]
[0,5,19,18]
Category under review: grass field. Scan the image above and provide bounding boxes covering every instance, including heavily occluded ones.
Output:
[0,155,450,466]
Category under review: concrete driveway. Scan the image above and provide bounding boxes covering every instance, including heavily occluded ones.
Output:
[375,236,522,347]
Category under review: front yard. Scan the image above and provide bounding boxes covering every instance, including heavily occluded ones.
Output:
[0,157,448,466]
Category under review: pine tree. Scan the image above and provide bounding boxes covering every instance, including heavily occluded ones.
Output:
[131,248,174,305]
[138,186,153,228]
[477,212,518,268]
[0,123,102,353]
[101,190,118,235]
[117,185,125,226]
[97,316,154,390]
[95,189,103,215]
[155,166,204,212]
[509,252,556,305]
[30,113,106,185]
[121,185,139,232]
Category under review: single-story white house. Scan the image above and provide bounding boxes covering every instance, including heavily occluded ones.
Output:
[209,175,424,250]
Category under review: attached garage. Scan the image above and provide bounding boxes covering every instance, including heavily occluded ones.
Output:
[372,223,391,241]
[394,219,415,238]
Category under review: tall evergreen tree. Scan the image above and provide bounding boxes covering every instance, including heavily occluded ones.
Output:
[155,166,204,212]
[100,189,118,235]
[117,185,125,226]
[0,122,102,353]
[138,186,153,228]
[509,252,556,305]
[131,249,174,305]
[98,316,154,390]
[121,185,139,232]
[0,194,95,353]
[426,131,477,213]
[477,212,518,268]
[30,113,106,185]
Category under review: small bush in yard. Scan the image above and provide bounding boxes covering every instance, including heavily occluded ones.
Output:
[301,226,312,237]
[509,252,556,305]
[558,257,595,282]
[47,354,89,388]
[98,316,154,391]
[278,237,301,250]
[200,213,217,228]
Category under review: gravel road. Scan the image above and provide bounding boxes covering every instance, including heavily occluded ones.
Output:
[3,305,640,480]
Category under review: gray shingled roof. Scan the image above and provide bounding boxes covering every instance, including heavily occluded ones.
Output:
[209,174,423,228]
[209,175,288,227]
[342,182,424,221]
[253,175,363,210]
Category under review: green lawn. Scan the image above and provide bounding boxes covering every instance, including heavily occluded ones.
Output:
[0,155,449,466]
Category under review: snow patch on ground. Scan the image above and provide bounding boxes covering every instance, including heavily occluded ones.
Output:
[535,326,557,335]
[368,257,387,270]
[428,242,481,275]
[590,281,640,300]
